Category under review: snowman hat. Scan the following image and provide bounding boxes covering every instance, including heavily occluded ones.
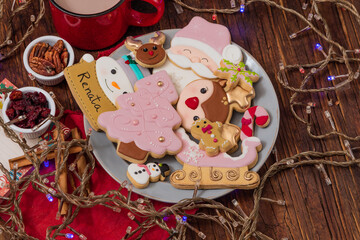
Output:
[171,16,242,65]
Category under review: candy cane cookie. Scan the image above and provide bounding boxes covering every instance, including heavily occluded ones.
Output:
[240,106,270,141]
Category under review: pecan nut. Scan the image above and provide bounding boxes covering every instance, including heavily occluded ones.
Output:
[29,57,56,76]
[60,48,69,67]
[53,40,64,53]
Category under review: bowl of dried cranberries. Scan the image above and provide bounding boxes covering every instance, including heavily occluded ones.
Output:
[23,35,74,86]
[2,87,56,139]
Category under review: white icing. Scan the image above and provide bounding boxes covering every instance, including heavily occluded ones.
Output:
[222,45,243,64]
[82,53,95,63]
[96,57,134,104]
[128,164,149,185]
[153,58,200,94]
[146,163,161,178]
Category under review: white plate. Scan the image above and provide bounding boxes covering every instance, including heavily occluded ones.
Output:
[84,29,280,203]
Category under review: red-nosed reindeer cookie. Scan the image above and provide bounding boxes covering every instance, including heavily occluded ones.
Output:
[190,118,232,156]
[125,31,167,68]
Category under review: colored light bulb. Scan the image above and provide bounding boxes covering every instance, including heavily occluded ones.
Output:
[240,4,245,13]
[65,233,74,239]
[327,75,335,81]
[315,43,323,51]
[46,193,54,202]
[182,216,187,222]
[212,13,217,21]
[44,160,49,168]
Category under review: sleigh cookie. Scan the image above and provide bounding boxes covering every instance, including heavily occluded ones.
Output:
[98,71,182,164]
[170,128,261,189]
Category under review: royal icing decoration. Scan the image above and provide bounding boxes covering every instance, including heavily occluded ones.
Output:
[98,70,182,162]
[170,128,261,189]
[190,119,232,156]
[240,106,270,141]
[215,59,259,92]
[125,31,167,68]
[127,162,171,188]
[153,58,200,94]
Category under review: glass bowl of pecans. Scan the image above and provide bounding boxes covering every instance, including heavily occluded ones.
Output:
[2,87,56,139]
[23,35,75,86]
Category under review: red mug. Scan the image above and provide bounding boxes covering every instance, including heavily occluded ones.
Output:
[49,0,164,50]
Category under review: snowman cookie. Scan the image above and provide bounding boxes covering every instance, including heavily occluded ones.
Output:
[127,162,171,188]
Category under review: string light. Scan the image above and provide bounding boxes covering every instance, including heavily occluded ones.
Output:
[299,67,305,74]
[279,62,289,85]
[65,233,74,239]
[46,194,54,202]
[212,11,217,21]
[289,26,311,39]
[343,140,356,160]
[230,0,236,8]
[44,160,50,168]
[327,74,349,81]
[260,197,286,206]
[231,199,248,219]
[315,43,327,57]
[307,13,314,21]
[315,164,332,185]
[240,0,245,13]
[324,110,336,131]
[182,216,188,222]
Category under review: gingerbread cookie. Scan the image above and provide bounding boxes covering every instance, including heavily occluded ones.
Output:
[190,119,232,156]
[125,31,167,68]
[240,106,270,141]
[171,128,261,189]
[97,70,182,164]
[127,162,171,189]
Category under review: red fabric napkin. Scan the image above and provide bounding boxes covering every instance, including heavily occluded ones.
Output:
[20,110,193,240]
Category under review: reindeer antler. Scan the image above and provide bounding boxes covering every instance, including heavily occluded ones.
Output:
[149,31,166,46]
[125,36,143,52]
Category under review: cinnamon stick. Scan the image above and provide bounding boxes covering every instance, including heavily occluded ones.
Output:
[8,146,83,169]
[54,130,68,216]
[71,128,91,195]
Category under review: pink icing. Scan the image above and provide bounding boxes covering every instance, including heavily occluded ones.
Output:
[137,164,151,175]
[176,128,261,168]
[240,106,270,141]
[98,71,182,155]
[173,16,231,56]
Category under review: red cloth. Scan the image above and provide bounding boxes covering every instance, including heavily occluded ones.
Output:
[21,110,193,240]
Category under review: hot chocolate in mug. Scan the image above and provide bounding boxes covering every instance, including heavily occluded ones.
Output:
[49,0,164,50]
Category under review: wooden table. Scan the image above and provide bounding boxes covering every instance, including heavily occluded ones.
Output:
[1,1,360,239]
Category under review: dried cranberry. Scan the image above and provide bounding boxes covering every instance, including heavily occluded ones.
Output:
[6,108,15,119]
[25,105,35,112]
[7,90,50,129]
[38,92,47,105]
[12,99,26,112]
[9,90,23,101]
[40,108,51,118]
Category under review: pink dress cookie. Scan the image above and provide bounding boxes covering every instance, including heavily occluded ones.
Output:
[98,70,182,164]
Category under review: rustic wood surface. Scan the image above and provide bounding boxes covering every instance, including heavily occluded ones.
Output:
[1,0,360,239]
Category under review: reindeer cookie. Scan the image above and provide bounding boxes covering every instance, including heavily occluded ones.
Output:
[191,119,232,156]
[125,31,167,68]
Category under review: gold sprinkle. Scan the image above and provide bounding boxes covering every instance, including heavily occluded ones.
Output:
[131,103,135,106]
[224,101,228,105]
[158,136,165,142]
[157,81,164,87]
